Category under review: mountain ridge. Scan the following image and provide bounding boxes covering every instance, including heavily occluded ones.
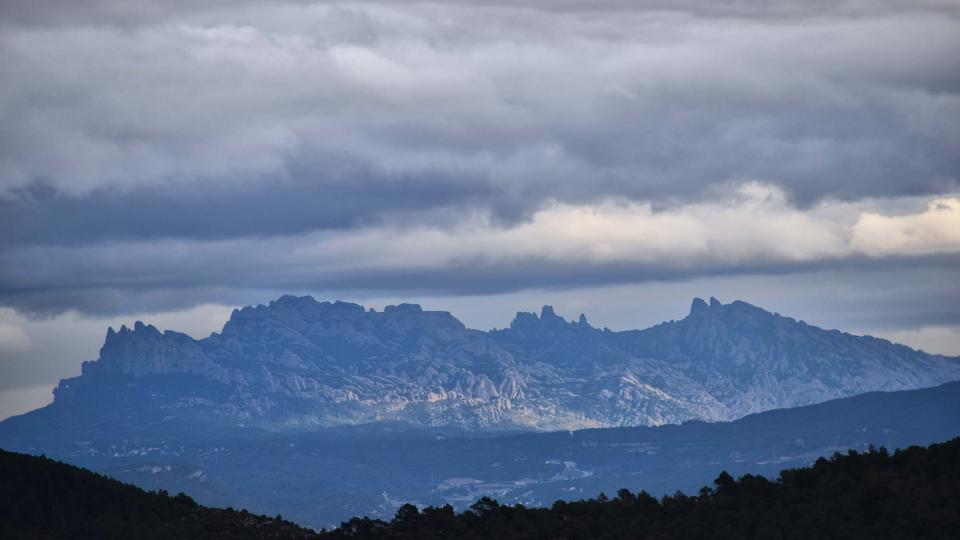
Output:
[47,295,960,431]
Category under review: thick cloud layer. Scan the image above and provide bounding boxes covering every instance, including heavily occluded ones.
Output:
[2,184,959,316]
[0,0,958,318]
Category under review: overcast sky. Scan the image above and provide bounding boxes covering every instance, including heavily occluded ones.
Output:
[1,0,958,420]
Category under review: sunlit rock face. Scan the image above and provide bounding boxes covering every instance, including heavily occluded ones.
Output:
[51,295,960,431]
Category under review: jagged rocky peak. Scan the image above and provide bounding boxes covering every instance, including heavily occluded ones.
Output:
[689,297,709,314]
[510,305,560,332]
[267,295,366,316]
[651,296,808,359]
[537,305,566,330]
[208,295,473,363]
[225,295,460,326]
[677,297,803,347]
[507,305,594,338]
[379,303,468,334]
[81,318,226,383]
[688,296,727,315]
[44,293,960,430]
[265,295,366,318]
[384,303,423,314]
[271,294,315,307]
[100,321,170,354]
[105,321,160,341]
[221,296,368,334]
[685,297,777,322]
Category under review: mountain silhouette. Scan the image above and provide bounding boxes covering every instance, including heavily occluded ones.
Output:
[41,295,960,431]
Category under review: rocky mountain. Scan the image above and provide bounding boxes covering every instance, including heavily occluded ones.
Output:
[45,295,960,431]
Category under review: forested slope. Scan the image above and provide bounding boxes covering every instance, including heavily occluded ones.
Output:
[0,448,317,540]
[323,437,960,539]
[4,437,959,539]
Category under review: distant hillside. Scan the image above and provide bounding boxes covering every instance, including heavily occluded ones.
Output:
[3,381,958,528]
[46,294,960,431]
[321,437,960,540]
[0,449,317,540]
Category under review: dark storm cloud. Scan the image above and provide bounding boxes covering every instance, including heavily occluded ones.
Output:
[3,257,960,327]
[0,168,494,248]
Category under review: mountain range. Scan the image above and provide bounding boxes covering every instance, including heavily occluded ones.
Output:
[2,294,959,527]
[46,295,960,431]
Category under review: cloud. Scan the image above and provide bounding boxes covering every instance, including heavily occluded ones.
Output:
[851,197,960,256]
[0,322,30,353]
[1,183,958,315]
[872,324,960,356]
[303,182,853,269]
[0,304,232,396]
[0,0,957,319]
[3,1,959,27]
[0,384,53,422]
[1,2,958,235]
[212,186,957,278]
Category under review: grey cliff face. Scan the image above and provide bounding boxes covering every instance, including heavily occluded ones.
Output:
[51,295,960,431]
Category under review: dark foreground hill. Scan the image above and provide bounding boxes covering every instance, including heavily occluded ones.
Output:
[5,438,959,540]
[322,437,960,540]
[0,449,317,540]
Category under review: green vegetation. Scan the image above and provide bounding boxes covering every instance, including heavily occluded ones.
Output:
[4,437,959,539]
[0,449,316,539]
[323,438,960,539]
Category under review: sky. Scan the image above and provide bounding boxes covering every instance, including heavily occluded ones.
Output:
[1,0,959,420]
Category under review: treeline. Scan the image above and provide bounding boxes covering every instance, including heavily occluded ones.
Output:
[0,449,316,539]
[4,438,960,539]
[324,437,960,539]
